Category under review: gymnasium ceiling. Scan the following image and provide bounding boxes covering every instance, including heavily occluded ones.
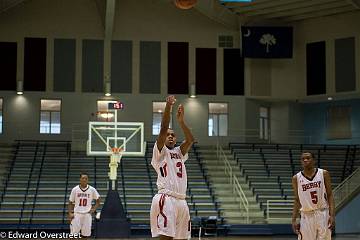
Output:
[0,0,25,13]
[220,0,360,23]
[1,0,360,28]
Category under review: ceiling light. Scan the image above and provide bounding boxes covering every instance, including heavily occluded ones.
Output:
[100,112,114,118]
[189,83,196,98]
[104,81,111,97]
[17,80,23,95]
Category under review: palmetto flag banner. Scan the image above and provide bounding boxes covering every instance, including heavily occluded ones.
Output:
[241,26,293,58]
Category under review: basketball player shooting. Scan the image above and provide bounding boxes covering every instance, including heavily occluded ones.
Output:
[68,172,101,239]
[292,152,335,240]
[150,95,195,240]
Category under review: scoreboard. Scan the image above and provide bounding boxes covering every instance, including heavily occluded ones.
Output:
[108,101,124,110]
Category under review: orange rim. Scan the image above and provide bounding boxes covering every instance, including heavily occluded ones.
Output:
[111,147,123,154]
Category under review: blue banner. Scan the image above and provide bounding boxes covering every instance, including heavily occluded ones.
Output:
[241,26,293,58]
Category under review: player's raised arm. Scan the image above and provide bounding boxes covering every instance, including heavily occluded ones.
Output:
[291,175,301,234]
[324,170,335,230]
[156,95,176,152]
[177,104,195,156]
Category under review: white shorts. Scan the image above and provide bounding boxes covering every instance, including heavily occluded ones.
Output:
[70,213,92,237]
[299,209,331,240]
[150,193,191,239]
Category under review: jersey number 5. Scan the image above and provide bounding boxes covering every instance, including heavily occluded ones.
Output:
[310,191,318,204]
[79,198,87,206]
[176,162,183,178]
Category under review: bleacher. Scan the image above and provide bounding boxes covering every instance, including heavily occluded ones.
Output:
[0,140,358,230]
[0,141,71,226]
[229,143,360,218]
[0,143,14,190]
[0,140,221,230]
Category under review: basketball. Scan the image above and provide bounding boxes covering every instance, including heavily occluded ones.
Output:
[174,0,197,10]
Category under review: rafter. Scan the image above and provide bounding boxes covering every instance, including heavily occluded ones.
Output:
[223,0,276,8]
[283,5,355,21]
[348,0,360,8]
[237,0,343,15]
[94,0,106,30]
[104,0,115,39]
[222,0,360,22]
[235,0,306,13]
[0,0,26,13]
[242,0,351,18]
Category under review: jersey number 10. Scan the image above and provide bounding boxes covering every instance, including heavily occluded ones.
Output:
[79,198,88,206]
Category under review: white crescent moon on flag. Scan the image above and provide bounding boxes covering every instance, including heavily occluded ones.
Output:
[244,29,251,37]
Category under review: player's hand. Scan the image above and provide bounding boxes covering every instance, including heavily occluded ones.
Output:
[176,104,184,123]
[166,95,176,106]
[292,221,300,234]
[68,212,74,224]
[89,208,96,214]
[328,215,335,230]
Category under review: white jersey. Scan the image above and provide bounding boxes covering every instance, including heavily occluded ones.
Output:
[296,168,329,212]
[69,185,100,214]
[151,143,188,199]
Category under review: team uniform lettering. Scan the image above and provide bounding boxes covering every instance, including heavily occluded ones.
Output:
[76,193,90,198]
[301,181,321,191]
[170,152,181,159]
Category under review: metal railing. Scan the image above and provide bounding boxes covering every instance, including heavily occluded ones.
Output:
[216,143,249,223]
[334,167,360,210]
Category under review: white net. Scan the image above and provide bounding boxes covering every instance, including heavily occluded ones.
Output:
[109,148,123,180]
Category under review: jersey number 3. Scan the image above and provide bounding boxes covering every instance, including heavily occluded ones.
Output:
[310,191,318,204]
[176,162,183,178]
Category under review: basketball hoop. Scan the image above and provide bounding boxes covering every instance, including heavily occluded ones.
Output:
[109,147,123,180]
[111,147,123,163]
[111,147,123,154]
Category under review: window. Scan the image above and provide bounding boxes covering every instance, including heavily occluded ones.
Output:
[97,100,118,122]
[0,98,3,134]
[259,107,269,140]
[208,103,228,136]
[218,35,233,48]
[152,102,172,135]
[40,99,61,134]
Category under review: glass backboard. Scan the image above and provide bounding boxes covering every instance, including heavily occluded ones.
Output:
[87,121,145,156]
